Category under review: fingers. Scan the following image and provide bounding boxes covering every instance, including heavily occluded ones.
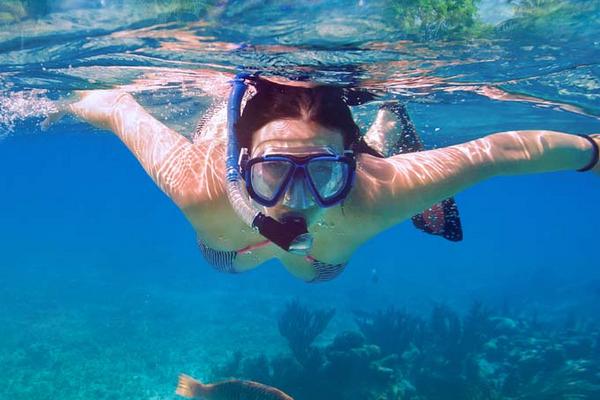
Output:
[588,135,600,175]
[175,374,196,398]
[40,110,65,131]
[39,93,80,131]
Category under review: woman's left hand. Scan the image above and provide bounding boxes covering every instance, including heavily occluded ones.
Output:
[591,134,600,176]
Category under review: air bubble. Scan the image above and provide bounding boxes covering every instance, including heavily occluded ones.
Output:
[0,89,56,137]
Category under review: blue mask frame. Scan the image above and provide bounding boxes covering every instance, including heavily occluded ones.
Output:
[240,150,356,208]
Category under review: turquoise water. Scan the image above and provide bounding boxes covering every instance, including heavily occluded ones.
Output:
[1,1,600,399]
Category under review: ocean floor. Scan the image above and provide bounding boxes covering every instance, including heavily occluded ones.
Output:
[2,262,600,400]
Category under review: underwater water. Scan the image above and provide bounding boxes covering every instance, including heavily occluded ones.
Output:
[1,0,600,399]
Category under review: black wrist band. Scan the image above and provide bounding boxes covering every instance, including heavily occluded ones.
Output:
[576,134,599,172]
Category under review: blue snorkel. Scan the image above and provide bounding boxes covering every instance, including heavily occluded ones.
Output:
[225,73,314,255]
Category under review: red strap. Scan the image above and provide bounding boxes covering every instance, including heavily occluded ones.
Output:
[236,239,271,255]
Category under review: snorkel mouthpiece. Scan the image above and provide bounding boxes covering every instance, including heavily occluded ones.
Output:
[252,214,313,255]
[226,71,314,255]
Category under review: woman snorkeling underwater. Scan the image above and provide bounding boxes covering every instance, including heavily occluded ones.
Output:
[47,74,600,283]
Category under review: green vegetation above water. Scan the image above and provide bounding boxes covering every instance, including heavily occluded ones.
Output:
[0,0,46,24]
[0,0,218,24]
[387,0,487,39]
[496,0,600,40]
[3,0,599,39]
[386,0,600,40]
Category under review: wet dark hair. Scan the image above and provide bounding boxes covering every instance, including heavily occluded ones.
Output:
[237,78,382,157]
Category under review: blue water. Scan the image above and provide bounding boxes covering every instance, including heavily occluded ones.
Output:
[1,1,600,399]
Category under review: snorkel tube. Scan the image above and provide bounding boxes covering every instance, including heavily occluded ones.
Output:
[225,73,313,255]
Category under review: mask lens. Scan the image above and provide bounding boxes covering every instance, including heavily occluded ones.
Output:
[307,159,348,201]
[250,160,293,202]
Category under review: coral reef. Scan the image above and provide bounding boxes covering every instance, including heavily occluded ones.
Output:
[214,300,396,400]
[213,300,600,400]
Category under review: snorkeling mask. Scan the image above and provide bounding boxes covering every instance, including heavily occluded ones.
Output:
[239,145,356,209]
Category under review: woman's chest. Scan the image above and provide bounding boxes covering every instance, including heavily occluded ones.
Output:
[188,203,358,279]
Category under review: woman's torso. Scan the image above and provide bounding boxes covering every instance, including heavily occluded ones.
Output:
[183,103,379,281]
[184,167,368,281]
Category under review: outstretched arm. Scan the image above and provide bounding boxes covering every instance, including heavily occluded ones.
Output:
[353,130,598,232]
[65,90,223,208]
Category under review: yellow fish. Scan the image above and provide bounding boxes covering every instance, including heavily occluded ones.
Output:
[176,374,294,400]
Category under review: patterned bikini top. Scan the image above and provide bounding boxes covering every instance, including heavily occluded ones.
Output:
[197,237,347,283]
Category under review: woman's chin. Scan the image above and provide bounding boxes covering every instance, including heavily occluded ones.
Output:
[267,206,323,226]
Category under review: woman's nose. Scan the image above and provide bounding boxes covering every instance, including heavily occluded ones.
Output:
[282,170,315,209]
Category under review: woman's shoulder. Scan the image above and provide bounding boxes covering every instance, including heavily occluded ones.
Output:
[334,152,416,241]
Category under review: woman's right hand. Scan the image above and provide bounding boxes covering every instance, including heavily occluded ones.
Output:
[41,89,133,131]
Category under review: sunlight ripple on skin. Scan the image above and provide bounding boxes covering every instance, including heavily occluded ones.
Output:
[360,138,492,201]
[49,81,600,226]
[354,128,594,226]
[80,91,225,206]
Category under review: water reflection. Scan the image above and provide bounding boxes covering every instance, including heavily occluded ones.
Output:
[0,0,599,134]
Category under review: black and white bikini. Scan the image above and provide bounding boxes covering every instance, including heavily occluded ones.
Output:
[197,237,347,282]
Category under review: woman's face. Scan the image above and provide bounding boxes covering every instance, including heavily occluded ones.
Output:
[250,118,345,225]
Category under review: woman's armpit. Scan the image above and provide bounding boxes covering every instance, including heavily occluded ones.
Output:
[172,140,227,208]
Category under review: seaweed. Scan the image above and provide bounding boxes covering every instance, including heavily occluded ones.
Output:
[462,301,495,353]
[240,354,272,386]
[354,307,426,357]
[212,350,243,379]
[278,299,335,369]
